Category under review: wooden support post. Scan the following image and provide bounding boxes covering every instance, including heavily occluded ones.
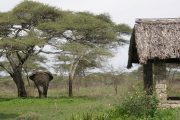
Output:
[143,61,153,95]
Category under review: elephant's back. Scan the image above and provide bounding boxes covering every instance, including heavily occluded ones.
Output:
[34,72,50,86]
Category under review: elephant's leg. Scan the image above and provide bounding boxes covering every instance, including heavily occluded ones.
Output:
[38,87,43,98]
[34,82,43,98]
[43,85,48,98]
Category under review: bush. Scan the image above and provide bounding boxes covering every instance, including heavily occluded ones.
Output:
[118,90,158,118]
[106,87,158,119]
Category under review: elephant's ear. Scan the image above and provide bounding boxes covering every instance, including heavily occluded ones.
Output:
[29,73,36,80]
[45,71,53,81]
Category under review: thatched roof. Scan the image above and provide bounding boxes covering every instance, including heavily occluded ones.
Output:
[127,18,180,68]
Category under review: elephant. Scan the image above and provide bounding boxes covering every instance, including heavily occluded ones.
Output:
[29,70,53,98]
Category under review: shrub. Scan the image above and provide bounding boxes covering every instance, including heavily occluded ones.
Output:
[110,88,159,119]
[120,91,158,117]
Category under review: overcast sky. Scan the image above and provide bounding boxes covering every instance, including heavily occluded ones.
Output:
[0,0,180,27]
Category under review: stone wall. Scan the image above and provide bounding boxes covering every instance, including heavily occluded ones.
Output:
[156,80,167,102]
[160,101,180,108]
[154,62,180,108]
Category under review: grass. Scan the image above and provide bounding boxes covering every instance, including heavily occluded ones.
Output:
[0,96,113,120]
[0,88,119,120]
[0,74,129,120]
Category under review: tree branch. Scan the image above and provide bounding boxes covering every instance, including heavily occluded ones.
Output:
[0,63,13,76]
[6,53,17,70]
[14,29,22,38]
[19,47,34,65]
[35,48,71,55]
[16,51,23,64]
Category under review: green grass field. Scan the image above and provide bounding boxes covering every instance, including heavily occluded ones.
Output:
[0,96,114,120]
[0,72,180,120]
[0,74,130,120]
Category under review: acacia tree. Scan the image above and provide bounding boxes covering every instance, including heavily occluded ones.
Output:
[38,12,120,97]
[38,11,132,97]
[58,42,112,96]
[0,1,61,97]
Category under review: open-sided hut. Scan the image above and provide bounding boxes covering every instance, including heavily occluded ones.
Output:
[128,18,180,108]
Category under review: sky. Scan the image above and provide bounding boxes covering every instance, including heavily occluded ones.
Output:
[0,0,180,26]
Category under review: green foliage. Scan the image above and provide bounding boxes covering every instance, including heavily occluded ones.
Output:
[0,12,17,25]
[60,42,112,57]
[37,12,71,33]
[0,1,61,26]
[115,90,158,119]
[114,24,132,34]
[58,42,112,74]
[12,1,61,25]
[96,13,113,24]
[22,55,47,71]
[38,11,116,43]
[60,42,90,55]
[70,13,116,43]
[0,36,45,50]
[0,12,15,36]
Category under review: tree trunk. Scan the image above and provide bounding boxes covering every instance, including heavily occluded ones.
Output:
[68,60,80,97]
[68,75,73,97]
[114,81,118,95]
[12,67,27,97]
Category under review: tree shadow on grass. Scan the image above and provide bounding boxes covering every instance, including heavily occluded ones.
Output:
[0,97,27,102]
[47,95,101,101]
[0,98,13,102]
[0,95,100,102]
[0,113,18,120]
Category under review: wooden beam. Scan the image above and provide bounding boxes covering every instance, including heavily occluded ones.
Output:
[143,61,153,95]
